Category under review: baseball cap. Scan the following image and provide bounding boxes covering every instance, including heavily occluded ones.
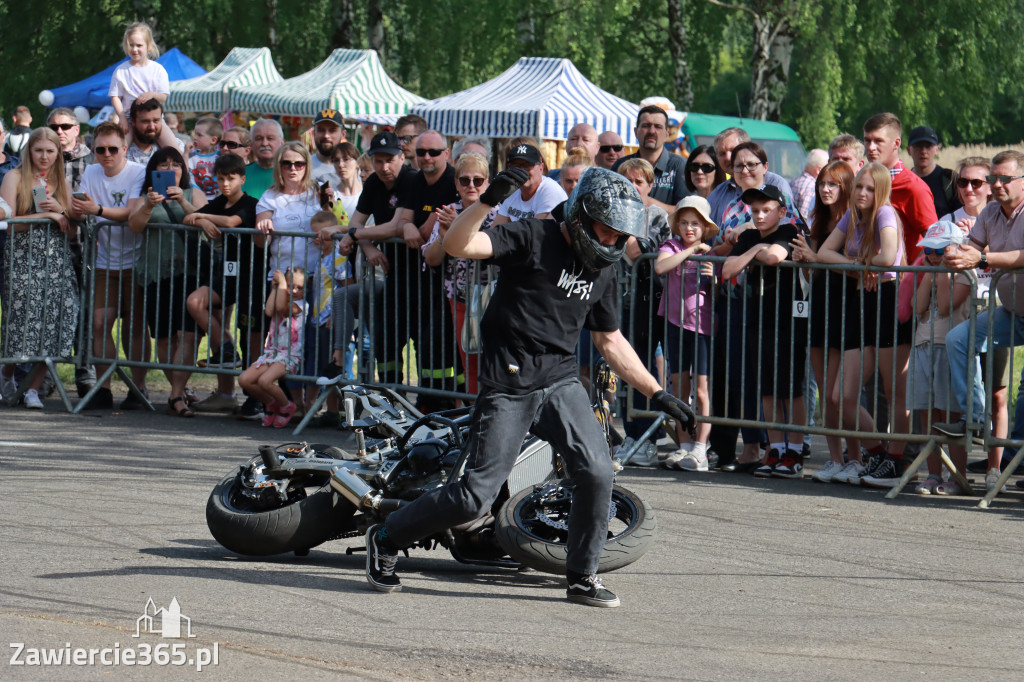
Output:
[918,220,966,248]
[368,131,402,157]
[313,109,344,127]
[670,195,719,240]
[908,125,939,147]
[506,143,543,166]
[741,185,787,207]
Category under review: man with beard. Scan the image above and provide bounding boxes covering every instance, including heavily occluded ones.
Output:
[125,98,182,165]
[310,109,345,188]
[394,114,427,170]
[613,105,689,212]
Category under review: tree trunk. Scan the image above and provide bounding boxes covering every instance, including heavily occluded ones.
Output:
[747,13,773,119]
[367,0,384,55]
[764,23,794,120]
[747,2,795,121]
[265,0,279,53]
[517,8,535,48]
[666,0,694,111]
[333,0,355,49]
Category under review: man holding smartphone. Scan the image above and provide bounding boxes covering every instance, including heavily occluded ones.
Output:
[71,121,149,410]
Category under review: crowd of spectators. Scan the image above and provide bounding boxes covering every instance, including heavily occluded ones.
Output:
[1,98,1022,496]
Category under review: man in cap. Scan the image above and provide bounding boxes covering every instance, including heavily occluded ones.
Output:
[364,166,695,608]
[908,125,961,218]
[492,141,567,225]
[311,109,346,188]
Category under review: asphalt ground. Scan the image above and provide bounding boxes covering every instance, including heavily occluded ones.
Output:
[2,394,1023,680]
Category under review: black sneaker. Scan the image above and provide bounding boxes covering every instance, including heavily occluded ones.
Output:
[932,418,968,438]
[566,573,620,608]
[771,449,804,479]
[365,524,401,593]
[119,390,149,411]
[862,457,914,489]
[82,387,114,410]
[753,448,781,478]
[235,395,264,421]
[204,342,241,369]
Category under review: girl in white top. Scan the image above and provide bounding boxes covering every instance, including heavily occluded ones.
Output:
[108,22,180,150]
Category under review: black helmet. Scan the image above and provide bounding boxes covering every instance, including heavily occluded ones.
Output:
[564,167,648,270]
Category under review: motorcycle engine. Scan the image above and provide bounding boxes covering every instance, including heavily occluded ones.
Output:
[406,438,447,477]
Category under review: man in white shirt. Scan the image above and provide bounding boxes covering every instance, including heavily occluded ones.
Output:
[493,142,567,225]
[71,121,150,410]
[310,109,345,188]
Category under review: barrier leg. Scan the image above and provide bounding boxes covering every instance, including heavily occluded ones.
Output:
[72,364,118,414]
[43,359,74,413]
[115,366,154,411]
[615,414,666,466]
[936,447,973,494]
[291,385,337,436]
[885,438,935,499]
[978,447,1024,509]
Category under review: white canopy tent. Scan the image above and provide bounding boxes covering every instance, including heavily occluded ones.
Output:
[167,47,282,113]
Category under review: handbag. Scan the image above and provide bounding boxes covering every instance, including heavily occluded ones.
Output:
[461,262,495,354]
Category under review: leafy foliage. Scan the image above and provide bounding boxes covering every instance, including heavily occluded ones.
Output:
[0,0,1019,149]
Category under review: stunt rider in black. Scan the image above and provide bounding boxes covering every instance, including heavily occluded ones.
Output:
[366,167,695,607]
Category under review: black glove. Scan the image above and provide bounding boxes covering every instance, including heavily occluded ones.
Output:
[479,168,529,207]
[652,390,696,437]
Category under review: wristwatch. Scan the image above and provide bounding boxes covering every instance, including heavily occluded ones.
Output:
[347,227,358,241]
[978,253,989,270]
[97,206,104,218]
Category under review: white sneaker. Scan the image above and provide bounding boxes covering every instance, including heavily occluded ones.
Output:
[1,376,16,402]
[986,468,1007,494]
[678,449,710,472]
[662,446,689,469]
[831,460,865,484]
[811,460,844,483]
[23,389,43,409]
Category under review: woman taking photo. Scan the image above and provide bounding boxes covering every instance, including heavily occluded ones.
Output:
[0,127,82,409]
[127,147,208,416]
[683,144,725,199]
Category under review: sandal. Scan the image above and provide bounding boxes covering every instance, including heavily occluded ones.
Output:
[915,474,943,495]
[166,396,195,418]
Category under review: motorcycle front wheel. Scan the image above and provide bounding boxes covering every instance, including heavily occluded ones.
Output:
[494,483,655,574]
[206,452,357,556]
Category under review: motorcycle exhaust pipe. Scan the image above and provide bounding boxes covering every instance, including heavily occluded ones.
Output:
[330,466,377,509]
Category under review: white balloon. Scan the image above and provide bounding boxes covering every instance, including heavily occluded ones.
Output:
[74,106,90,123]
[38,90,55,107]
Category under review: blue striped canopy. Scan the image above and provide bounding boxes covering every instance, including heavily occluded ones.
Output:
[228,49,424,117]
[167,47,282,113]
[412,57,639,145]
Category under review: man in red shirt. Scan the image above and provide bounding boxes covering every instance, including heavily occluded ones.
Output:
[863,113,938,263]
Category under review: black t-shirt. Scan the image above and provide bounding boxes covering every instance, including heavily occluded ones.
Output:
[732,223,802,305]
[355,165,416,225]
[197,193,259,262]
[399,165,459,227]
[480,219,619,393]
[921,165,961,218]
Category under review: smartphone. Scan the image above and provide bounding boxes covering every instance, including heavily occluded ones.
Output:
[32,186,48,213]
[151,170,175,198]
[73,192,88,201]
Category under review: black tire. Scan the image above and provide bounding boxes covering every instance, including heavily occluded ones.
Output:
[494,483,655,575]
[206,456,357,556]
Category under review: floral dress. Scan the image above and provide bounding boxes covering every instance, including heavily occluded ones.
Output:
[1,186,79,359]
[253,301,307,373]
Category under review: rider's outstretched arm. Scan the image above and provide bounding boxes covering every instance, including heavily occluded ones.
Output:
[591,329,661,398]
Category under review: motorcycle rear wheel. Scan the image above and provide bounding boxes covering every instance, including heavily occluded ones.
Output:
[494,483,655,574]
[206,455,357,556]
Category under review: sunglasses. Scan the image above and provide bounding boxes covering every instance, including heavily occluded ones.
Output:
[986,174,1024,185]
[599,144,624,153]
[219,140,246,149]
[49,123,77,132]
[923,246,946,256]
[458,176,486,188]
[416,148,446,158]
[94,146,121,156]
[956,178,985,190]
[398,135,415,144]
[690,163,716,174]
[279,159,307,170]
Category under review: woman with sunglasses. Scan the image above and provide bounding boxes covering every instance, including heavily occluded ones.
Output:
[421,152,494,395]
[255,142,321,279]
[219,126,252,163]
[938,156,1010,485]
[683,144,725,199]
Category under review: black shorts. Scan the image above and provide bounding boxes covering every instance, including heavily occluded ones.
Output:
[665,324,710,375]
[843,278,901,349]
[144,275,196,339]
[809,269,846,349]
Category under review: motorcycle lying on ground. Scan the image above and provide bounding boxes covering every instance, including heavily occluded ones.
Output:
[206,377,657,574]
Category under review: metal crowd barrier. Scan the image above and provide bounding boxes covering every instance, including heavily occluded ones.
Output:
[3,217,1023,507]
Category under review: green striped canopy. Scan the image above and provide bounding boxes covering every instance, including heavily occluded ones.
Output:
[167,47,282,113]
[229,49,424,117]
